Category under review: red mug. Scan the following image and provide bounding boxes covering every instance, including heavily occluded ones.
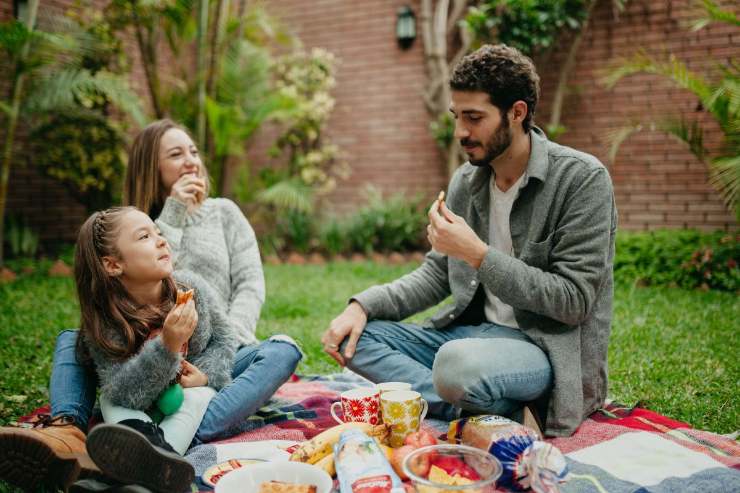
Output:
[330,388,382,425]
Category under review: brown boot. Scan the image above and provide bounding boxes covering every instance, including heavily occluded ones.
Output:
[0,414,100,491]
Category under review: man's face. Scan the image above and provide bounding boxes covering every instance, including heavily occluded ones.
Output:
[450,90,511,167]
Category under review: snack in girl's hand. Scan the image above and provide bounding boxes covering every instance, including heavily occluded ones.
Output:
[176,288,194,305]
[447,415,568,493]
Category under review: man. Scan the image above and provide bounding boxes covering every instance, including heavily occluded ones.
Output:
[321,44,617,437]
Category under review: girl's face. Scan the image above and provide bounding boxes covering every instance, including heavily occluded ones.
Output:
[105,209,172,284]
[158,128,203,195]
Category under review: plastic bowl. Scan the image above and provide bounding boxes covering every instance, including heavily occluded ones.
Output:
[402,444,502,493]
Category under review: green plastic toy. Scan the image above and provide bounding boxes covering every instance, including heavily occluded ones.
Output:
[156,383,184,415]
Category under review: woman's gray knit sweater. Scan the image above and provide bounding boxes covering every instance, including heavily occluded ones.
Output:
[156,197,264,348]
[86,270,237,411]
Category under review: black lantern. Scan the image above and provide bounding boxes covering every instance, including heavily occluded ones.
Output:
[396,5,416,50]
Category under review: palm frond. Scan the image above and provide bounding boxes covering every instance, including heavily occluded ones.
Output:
[659,117,708,162]
[604,122,644,163]
[605,117,709,164]
[691,0,740,32]
[709,154,740,220]
[257,178,314,214]
[28,69,146,125]
[603,51,714,103]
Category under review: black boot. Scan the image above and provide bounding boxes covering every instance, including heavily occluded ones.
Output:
[85,419,194,493]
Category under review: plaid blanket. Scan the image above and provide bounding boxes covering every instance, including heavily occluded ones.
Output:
[20,373,740,492]
[185,373,740,492]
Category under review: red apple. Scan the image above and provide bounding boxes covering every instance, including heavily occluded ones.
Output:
[390,445,416,480]
[403,430,438,449]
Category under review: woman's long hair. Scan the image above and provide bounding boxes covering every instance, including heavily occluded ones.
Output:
[74,206,177,362]
[123,119,210,219]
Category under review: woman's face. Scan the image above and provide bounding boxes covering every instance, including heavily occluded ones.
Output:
[109,209,173,284]
[158,128,203,195]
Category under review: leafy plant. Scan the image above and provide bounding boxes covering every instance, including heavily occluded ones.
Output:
[465,0,588,55]
[603,0,740,220]
[341,186,427,254]
[31,112,126,213]
[0,4,145,265]
[257,48,347,214]
[615,230,739,292]
[95,1,295,194]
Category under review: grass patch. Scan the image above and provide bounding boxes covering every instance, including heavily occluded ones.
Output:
[1,262,737,437]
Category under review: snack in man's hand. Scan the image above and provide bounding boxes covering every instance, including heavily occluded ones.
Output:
[258,481,317,493]
[176,289,194,305]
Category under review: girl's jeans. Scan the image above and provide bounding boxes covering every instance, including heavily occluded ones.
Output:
[50,330,301,443]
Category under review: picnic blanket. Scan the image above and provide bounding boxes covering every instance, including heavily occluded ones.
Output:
[19,373,740,492]
[185,373,740,493]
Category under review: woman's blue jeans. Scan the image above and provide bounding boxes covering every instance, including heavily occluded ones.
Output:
[50,330,301,442]
[341,321,552,422]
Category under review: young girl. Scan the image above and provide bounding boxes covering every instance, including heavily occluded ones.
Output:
[0,120,301,491]
[75,206,237,492]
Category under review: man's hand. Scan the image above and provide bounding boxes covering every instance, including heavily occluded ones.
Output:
[170,175,206,209]
[179,360,208,388]
[321,301,368,367]
[427,199,488,269]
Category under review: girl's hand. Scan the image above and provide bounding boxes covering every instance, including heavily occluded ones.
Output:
[179,360,208,388]
[162,299,198,353]
[170,175,206,209]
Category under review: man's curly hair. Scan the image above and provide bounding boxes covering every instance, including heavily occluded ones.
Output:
[450,44,540,133]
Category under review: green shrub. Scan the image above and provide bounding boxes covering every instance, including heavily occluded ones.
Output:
[275,210,317,254]
[615,230,739,291]
[319,218,349,257]
[341,186,427,254]
[31,112,126,213]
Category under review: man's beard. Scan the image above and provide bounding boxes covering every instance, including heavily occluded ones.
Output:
[462,115,512,168]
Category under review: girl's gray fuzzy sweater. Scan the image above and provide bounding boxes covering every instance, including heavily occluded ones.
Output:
[156,197,264,348]
[86,270,238,411]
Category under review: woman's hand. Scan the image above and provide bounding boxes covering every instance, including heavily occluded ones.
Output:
[179,360,208,388]
[162,299,198,354]
[170,175,206,209]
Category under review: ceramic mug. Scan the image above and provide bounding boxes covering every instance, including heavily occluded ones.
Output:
[330,388,382,425]
[380,390,428,447]
[375,381,412,394]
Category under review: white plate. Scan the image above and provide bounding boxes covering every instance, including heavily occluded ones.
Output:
[215,461,333,493]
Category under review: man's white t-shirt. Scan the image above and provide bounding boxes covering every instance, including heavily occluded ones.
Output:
[483,172,528,328]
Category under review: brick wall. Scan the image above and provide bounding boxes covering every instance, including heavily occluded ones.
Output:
[261,0,737,230]
[3,0,738,246]
[242,0,447,214]
[536,0,737,231]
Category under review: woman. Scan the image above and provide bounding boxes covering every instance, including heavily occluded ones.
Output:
[0,120,301,492]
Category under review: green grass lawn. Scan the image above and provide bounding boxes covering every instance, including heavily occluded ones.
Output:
[1,261,738,438]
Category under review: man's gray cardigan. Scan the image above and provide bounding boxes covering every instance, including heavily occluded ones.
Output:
[86,270,237,411]
[354,127,617,437]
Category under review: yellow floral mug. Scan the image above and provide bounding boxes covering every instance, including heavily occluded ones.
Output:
[379,390,428,447]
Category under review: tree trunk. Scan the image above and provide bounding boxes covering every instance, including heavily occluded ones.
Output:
[421,0,470,179]
[130,2,163,118]
[547,0,597,139]
[0,0,40,266]
[196,0,209,156]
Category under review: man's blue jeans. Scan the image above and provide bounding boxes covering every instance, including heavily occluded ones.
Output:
[342,321,552,422]
[50,330,301,442]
